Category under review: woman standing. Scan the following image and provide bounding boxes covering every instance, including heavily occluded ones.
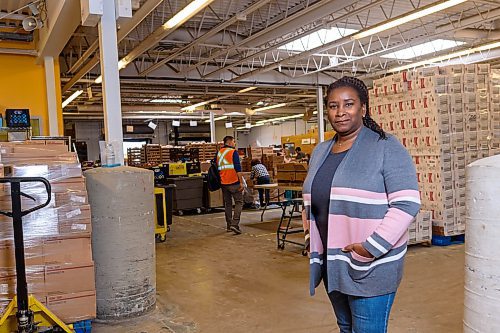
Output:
[250,159,271,207]
[302,76,420,333]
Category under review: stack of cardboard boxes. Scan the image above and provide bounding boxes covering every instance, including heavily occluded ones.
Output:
[370,64,499,238]
[262,154,284,178]
[276,163,308,185]
[408,211,432,245]
[0,141,95,324]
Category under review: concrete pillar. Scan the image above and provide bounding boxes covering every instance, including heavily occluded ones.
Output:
[44,56,59,136]
[98,0,124,164]
[316,86,325,143]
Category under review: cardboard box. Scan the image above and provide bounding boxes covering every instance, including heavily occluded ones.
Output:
[0,238,43,267]
[58,218,92,235]
[0,268,45,295]
[44,262,95,294]
[46,290,96,323]
[43,236,92,265]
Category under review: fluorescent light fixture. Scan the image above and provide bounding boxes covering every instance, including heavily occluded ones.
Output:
[237,87,257,93]
[382,39,466,60]
[390,40,500,72]
[181,98,218,111]
[94,59,130,84]
[313,111,318,115]
[253,103,287,112]
[62,90,83,108]
[118,59,128,69]
[353,0,467,40]
[279,27,358,52]
[150,98,187,104]
[204,115,228,123]
[257,114,304,124]
[225,122,233,128]
[163,0,213,29]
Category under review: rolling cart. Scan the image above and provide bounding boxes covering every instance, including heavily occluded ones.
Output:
[276,198,307,256]
[154,185,175,242]
[0,177,74,333]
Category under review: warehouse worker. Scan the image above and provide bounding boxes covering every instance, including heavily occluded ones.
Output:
[217,136,244,235]
[295,147,306,160]
[302,76,420,333]
[250,159,271,207]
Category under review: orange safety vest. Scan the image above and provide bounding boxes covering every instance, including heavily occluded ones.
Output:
[217,147,239,185]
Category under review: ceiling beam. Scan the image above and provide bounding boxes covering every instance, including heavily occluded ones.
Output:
[178,0,351,76]
[118,0,216,75]
[37,0,81,61]
[67,0,163,74]
[139,0,273,76]
[62,0,163,93]
[204,0,385,78]
[232,1,500,81]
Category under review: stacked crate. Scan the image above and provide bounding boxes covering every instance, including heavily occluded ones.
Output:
[160,145,173,162]
[126,147,143,167]
[370,64,498,237]
[0,142,95,324]
[187,143,218,161]
[145,144,162,165]
[489,69,500,152]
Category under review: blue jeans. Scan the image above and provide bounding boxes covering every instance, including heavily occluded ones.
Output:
[327,290,395,333]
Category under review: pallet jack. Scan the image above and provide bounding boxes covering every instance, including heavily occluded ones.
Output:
[0,177,74,333]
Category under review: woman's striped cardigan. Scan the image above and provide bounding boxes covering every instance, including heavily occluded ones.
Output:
[302,126,420,297]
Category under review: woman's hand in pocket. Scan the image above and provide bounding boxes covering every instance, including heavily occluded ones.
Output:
[342,243,374,259]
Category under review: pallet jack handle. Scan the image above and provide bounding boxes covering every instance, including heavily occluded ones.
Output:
[0,177,51,333]
[0,177,51,218]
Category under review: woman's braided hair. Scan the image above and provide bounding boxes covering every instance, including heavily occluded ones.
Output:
[325,76,386,140]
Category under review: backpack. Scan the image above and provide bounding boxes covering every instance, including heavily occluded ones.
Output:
[207,158,221,191]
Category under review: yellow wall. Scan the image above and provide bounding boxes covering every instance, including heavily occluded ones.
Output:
[0,54,63,135]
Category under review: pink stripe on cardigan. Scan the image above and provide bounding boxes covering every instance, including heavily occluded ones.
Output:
[331,187,387,200]
[327,214,383,248]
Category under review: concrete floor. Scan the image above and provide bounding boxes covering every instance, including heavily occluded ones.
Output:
[94,208,465,333]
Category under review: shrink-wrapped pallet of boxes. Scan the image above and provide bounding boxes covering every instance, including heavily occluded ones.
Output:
[0,141,96,324]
